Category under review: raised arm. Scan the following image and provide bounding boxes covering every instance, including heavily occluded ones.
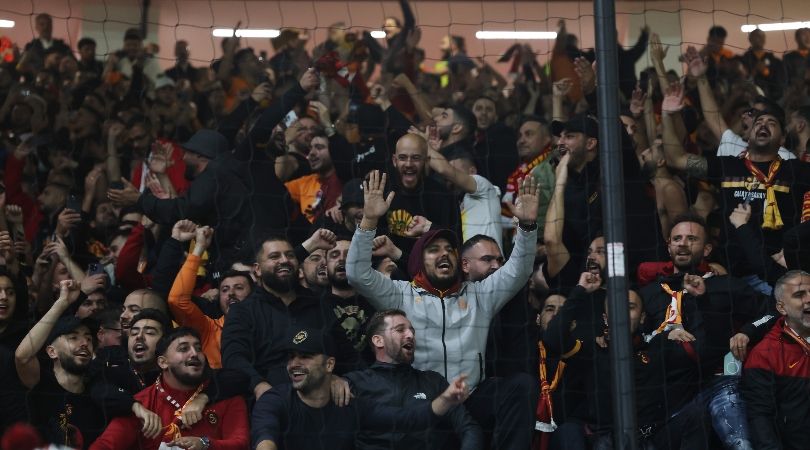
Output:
[684,46,727,141]
[168,221,216,334]
[15,280,80,388]
[661,81,708,178]
[478,176,539,314]
[346,170,406,310]
[544,153,571,278]
[426,144,477,194]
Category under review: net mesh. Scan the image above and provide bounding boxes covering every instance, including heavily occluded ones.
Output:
[0,0,806,448]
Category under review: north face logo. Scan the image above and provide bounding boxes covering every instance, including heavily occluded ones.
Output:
[413,393,427,400]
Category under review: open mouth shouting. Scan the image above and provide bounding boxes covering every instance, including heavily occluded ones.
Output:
[585,259,601,274]
[289,367,308,383]
[276,264,294,278]
[435,257,454,274]
[132,341,148,359]
[74,348,92,362]
[185,358,203,371]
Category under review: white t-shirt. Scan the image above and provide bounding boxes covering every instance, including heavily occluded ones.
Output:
[717,129,795,160]
[461,175,503,251]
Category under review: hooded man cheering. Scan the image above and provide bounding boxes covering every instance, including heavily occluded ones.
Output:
[347,169,540,450]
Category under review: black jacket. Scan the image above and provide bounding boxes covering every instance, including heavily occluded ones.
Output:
[741,317,810,450]
[344,361,483,450]
[137,157,252,269]
[641,274,767,375]
[221,285,358,390]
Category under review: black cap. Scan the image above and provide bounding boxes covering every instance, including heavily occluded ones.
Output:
[551,113,599,138]
[180,129,229,160]
[47,316,98,345]
[285,328,335,357]
[340,178,364,209]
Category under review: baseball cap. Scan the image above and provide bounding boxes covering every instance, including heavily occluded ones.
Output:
[285,328,336,357]
[47,316,98,345]
[180,129,229,159]
[551,113,599,138]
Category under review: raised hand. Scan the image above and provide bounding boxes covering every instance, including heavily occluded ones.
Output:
[145,173,170,199]
[80,273,108,296]
[509,176,541,225]
[0,231,12,258]
[309,100,331,126]
[555,151,571,184]
[574,57,596,94]
[251,82,273,103]
[362,170,395,222]
[303,228,337,252]
[683,274,706,297]
[404,216,432,238]
[629,84,647,116]
[172,220,198,242]
[5,205,23,225]
[683,46,707,78]
[194,226,214,252]
[661,80,685,114]
[147,141,174,174]
[58,279,81,304]
[552,78,573,97]
[299,68,320,92]
[324,204,344,225]
[577,271,602,293]
[372,235,402,261]
[729,202,752,229]
[107,177,141,207]
[84,165,105,196]
[649,33,668,64]
[55,208,82,239]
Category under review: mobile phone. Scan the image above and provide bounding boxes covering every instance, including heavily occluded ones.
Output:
[110,181,124,190]
[87,263,106,276]
[66,195,82,212]
[283,110,298,128]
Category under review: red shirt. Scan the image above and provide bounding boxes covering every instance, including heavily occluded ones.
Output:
[90,377,249,450]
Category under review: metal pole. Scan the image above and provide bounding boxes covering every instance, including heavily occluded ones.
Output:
[140,0,150,40]
[593,0,637,449]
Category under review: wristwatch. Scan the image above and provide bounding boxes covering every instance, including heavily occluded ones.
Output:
[199,436,211,450]
[518,221,538,232]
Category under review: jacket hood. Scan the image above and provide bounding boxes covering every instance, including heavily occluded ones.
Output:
[407,229,460,278]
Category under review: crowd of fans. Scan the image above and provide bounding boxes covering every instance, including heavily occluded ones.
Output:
[1,2,810,448]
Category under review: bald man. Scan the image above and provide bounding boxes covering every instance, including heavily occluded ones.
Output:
[120,289,167,332]
[385,134,461,257]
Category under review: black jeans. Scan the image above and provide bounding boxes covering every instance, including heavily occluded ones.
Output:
[465,373,539,450]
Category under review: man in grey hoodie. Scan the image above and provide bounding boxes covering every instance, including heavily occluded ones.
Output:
[347,169,540,449]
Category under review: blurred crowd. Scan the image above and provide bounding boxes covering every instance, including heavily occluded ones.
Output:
[1,3,810,449]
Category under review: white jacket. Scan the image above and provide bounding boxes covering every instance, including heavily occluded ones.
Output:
[346,226,537,389]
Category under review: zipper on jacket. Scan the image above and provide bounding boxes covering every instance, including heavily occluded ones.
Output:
[478,352,484,383]
[440,298,448,379]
